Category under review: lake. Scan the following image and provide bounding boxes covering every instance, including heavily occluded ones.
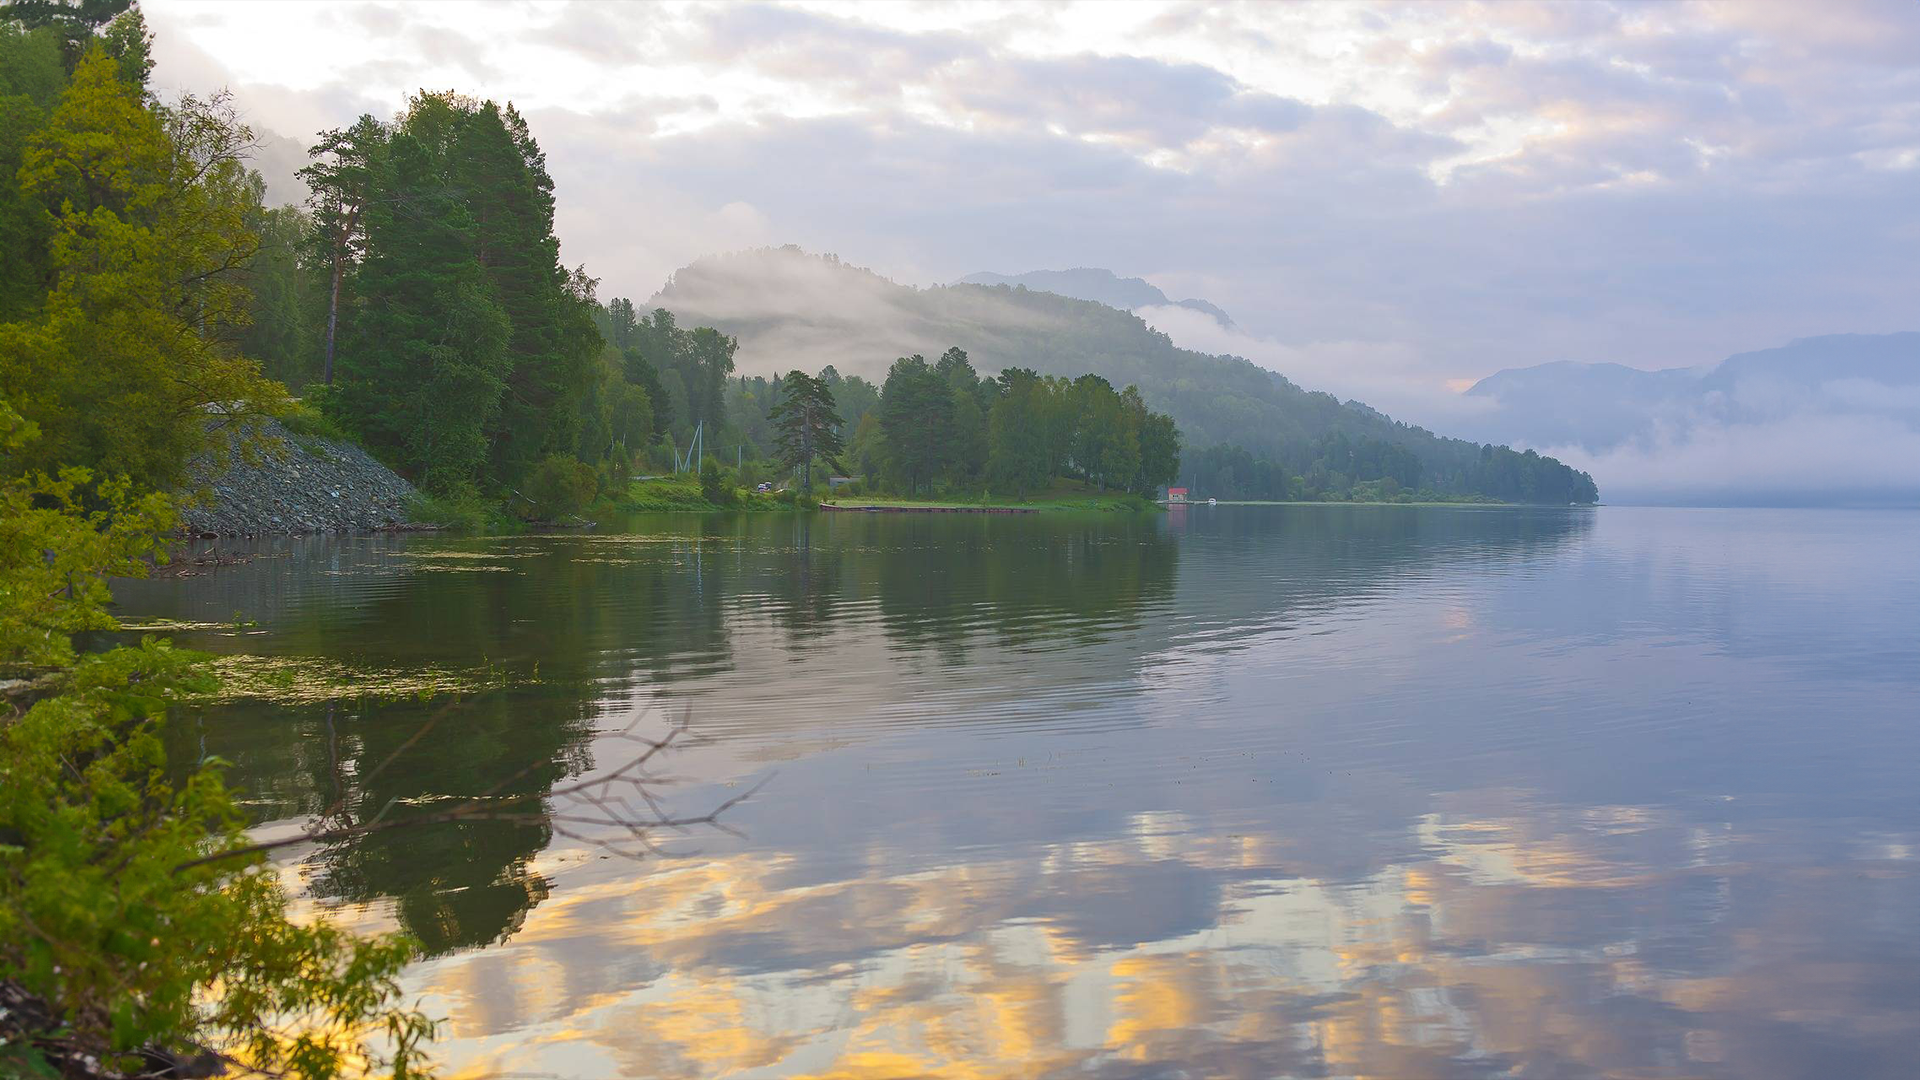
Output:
[111,505,1920,1079]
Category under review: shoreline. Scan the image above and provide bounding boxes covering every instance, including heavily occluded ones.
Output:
[1191,499,1585,508]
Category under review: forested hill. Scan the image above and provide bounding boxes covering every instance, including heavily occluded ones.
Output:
[957,267,1235,327]
[653,247,1598,503]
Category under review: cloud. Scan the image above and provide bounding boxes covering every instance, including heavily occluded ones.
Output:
[1547,410,1920,506]
[141,0,1920,499]
[1133,304,1498,431]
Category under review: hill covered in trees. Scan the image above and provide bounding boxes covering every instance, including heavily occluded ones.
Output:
[957,267,1234,327]
[652,247,1599,504]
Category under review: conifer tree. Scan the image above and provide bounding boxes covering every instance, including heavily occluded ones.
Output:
[878,354,955,495]
[299,113,384,386]
[988,367,1054,496]
[330,129,509,492]
[459,100,599,483]
[769,369,845,492]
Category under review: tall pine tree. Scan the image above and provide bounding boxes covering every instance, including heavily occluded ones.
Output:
[769,369,845,492]
[330,128,508,492]
[878,354,954,495]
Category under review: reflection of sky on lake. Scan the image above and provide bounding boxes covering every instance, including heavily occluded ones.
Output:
[114,507,1920,1078]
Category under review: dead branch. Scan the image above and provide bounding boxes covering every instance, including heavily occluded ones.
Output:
[172,708,766,875]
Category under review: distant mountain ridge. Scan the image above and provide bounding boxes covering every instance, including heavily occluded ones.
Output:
[649,246,1595,502]
[1463,332,1920,505]
[958,267,1235,328]
[1466,332,1920,451]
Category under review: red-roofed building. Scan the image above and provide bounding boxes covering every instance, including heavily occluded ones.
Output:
[1167,487,1188,504]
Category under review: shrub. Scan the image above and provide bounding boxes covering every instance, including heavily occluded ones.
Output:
[280,403,353,447]
[737,459,765,492]
[595,455,631,503]
[1,394,432,1078]
[405,487,506,532]
[525,454,598,520]
[698,456,737,507]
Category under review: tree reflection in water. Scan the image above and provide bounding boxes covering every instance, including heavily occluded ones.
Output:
[124,506,1920,1078]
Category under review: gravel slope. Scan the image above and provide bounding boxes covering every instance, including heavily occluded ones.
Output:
[179,419,419,536]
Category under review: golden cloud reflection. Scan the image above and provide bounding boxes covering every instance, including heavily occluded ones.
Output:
[389,799,1918,1079]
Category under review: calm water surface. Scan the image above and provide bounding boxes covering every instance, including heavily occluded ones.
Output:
[113,506,1920,1079]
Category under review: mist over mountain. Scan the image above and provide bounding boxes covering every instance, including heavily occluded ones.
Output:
[958,268,1234,328]
[651,246,1595,502]
[1466,333,1920,505]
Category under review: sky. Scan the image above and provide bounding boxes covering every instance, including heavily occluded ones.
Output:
[144,0,1920,426]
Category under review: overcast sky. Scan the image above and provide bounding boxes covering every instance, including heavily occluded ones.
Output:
[146,0,1919,418]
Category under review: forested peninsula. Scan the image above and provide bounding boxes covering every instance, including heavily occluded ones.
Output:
[4,2,1593,526]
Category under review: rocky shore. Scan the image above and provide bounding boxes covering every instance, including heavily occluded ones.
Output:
[178,419,420,536]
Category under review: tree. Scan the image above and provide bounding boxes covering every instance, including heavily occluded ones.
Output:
[238,190,319,387]
[683,325,737,432]
[878,354,954,495]
[847,412,885,483]
[0,392,434,1078]
[1136,404,1181,494]
[456,100,601,484]
[935,347,990,484]
[987,367,1052,496]
[328,127,509,492]
[0,50,285,490]
[298,113,384,387]
[524,453,596,519]
[0,0,131,71]
[769,369,845,491]
[698,454,735,506]
[620,345,673,434]
[0,23,67,322]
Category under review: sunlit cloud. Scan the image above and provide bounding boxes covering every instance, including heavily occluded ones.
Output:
[143,0,1920,485]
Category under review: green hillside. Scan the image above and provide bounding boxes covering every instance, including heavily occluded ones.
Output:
[651,247,1598,503]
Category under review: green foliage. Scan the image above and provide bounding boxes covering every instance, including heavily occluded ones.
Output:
[404,487,511,532]
[573,349,652,466]
[0,50,287,491]
[299,112,383,388]
[1185,436,1595,504]
[2,641,436,1078]
[0,390,433,1077]
[0,0,133,71]
[595,302,739,439]
[612,475,792,513]
[523,453,597,520]
[698,455,737,506]
[615,475,714,511]
[0,400,171,671]
[326,120,511,494]
[279,395,355,446]
[314,94,606,496]
[657,249,1596,502]
[0,23,62,322]
[237,197,321,388]
[847,351,1183,500]
[94,1,147,89]
[737,457,765,491]
[878,354,954,495]
[768,369,845,491]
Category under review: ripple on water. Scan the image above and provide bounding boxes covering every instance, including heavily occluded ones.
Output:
[102,506,1920,1079]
